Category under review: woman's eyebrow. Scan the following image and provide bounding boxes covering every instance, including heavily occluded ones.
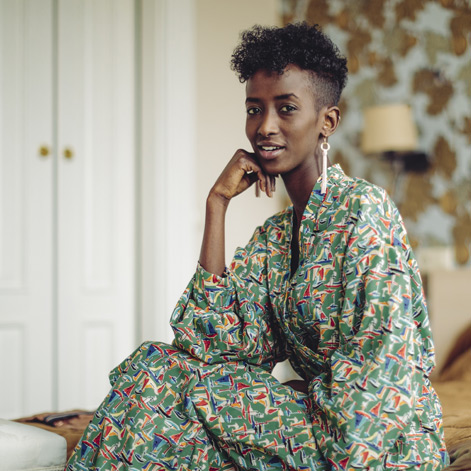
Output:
[245,97,261,104]
[245,93,299,103]
[274,93,299,100]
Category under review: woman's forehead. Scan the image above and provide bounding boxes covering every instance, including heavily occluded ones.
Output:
[245,65,314,100]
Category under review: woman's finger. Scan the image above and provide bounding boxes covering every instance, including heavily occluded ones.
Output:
[255,180,261,197]
[265,173,271,198]
[255,170,265,195]
[251,169,277,198]
[212,150,259,198]
[212,149,278,201]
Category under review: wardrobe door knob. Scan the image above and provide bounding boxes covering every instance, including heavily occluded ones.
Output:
[63,147,74,159]
[39,145,50,157]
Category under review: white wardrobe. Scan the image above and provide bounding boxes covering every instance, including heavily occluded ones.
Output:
[0,0,136,417]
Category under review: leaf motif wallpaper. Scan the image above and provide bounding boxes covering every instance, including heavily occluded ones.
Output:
[282,0,471,265]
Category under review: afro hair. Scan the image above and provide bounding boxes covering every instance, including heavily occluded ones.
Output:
[231,22,348,108]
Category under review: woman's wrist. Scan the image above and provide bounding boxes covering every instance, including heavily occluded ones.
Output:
[207,188,230,212]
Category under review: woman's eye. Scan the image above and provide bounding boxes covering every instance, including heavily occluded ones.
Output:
[246,107,261,115]
[280,105,296,113]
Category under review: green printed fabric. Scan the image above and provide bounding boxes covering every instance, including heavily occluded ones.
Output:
[67,165,448,470]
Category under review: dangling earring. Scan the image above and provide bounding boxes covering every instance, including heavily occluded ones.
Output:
[321,136,330,195]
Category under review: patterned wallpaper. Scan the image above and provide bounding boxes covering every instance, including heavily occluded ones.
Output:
[282,0,471,265]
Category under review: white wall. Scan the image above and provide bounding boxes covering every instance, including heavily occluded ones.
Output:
[195,0,284,262]
[140,0,198,344]
[140,0,284,344]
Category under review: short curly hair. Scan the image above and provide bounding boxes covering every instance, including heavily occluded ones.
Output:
[231,22,348,109]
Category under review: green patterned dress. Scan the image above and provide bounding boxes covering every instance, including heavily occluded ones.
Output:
[67,165,448,471]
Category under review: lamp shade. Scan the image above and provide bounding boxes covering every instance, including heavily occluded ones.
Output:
[361,103,418,154]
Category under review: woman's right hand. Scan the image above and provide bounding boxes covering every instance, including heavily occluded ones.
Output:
[199,149,276,276]
[209,149,276,205]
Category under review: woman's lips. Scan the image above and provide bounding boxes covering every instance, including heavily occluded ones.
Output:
[257,145,285,160]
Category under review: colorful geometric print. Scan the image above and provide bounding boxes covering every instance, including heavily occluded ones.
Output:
[68,342,327,471]
[67,165,449,471]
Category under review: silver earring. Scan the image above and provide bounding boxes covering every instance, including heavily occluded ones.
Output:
[321,137,330,195]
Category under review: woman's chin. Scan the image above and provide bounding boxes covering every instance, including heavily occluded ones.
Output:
[259,160,286,176]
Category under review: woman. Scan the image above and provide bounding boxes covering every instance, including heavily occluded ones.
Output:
[67,23,448,470]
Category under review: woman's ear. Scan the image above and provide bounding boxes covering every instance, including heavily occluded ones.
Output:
[321,106,341,137]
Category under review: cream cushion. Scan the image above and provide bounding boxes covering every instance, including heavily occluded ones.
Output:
[0,419,66,471]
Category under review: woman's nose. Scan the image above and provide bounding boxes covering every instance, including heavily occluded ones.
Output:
[257,111,279,137]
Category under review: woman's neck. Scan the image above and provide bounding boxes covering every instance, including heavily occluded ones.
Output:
[282,164,321,223]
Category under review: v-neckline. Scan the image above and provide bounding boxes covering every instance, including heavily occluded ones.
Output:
[282,164,346,285]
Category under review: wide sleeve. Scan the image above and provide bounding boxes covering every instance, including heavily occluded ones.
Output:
[310,188,434,470]
[170,224,286,369]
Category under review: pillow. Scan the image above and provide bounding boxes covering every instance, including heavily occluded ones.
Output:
[443,440,471,471]
[0,419,66,471]
[439,323,471,382]
[439,349,471,382]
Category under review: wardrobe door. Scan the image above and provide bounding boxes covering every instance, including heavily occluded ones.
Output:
[56,0,135,411]
[0,0,54,418]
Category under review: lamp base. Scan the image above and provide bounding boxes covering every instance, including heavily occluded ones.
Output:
[383,151,430,173]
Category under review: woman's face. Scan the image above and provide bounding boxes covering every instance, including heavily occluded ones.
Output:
[245,65,327,178]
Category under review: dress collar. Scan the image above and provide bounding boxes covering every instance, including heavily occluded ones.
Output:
[299,164,349,236]
[273,164,350,285]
